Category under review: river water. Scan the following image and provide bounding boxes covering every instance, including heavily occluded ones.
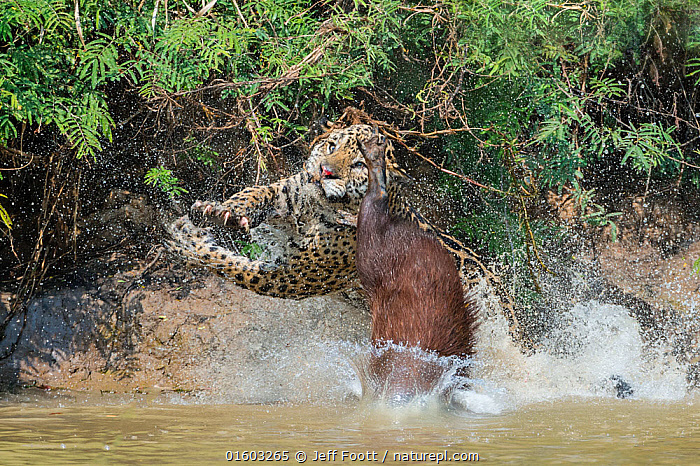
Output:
[1,300,699,463]
[1,394,698,464]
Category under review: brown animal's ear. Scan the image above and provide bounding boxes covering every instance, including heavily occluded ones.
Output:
[371,126,387,146]
[359,138,369,158]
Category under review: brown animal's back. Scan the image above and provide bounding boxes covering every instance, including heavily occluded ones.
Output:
[356,132,478,361]
[358,217,478,358]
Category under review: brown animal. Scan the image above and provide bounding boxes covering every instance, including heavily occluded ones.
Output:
[356,131,478,401]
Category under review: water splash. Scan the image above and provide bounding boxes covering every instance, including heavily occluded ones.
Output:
[203,340,363,405]
[353,343,474,406]
[474,296,690,408]
[198,288,691,409]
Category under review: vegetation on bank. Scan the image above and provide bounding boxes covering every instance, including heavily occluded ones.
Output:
[1,0,699,325]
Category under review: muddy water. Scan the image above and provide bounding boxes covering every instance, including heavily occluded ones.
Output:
[2,299,699,463]
[1,395,699,464]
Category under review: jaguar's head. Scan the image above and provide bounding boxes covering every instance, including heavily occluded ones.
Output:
[307,124,406,203]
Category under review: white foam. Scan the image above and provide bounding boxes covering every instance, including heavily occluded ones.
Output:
[473,297,690,407]
[200,287,692,408]
[450,389,503,415]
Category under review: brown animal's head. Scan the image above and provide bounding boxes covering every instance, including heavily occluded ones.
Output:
[307,124,405,201]
[358,130,387,172]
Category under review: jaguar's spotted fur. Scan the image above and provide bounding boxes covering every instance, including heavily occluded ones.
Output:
[167,124,515,323]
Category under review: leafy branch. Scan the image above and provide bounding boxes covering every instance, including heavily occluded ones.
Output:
[144,167,188,199]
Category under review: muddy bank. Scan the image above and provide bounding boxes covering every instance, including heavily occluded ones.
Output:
[1,189,699,394]
[0,257,370,394]
[2,239,698,394]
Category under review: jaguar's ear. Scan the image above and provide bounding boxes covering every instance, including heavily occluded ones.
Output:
[384,142,412,184]
[389,165,413,185]
[309,118,338,148]
[318,117,335,132]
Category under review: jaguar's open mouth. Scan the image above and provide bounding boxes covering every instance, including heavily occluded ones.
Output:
[319,165,339,180]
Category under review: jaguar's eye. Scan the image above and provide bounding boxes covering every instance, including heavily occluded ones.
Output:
[352,161,366,169]
[328,142,336,154]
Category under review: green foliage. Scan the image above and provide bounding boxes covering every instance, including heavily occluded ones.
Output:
[182,136,220,170]
[235,240,264,261]
[427,0,699,254]
[52,92,114,159]
[0,193,11,230]
[1,0,698,280]
[0,0,116,159]
[572,184,623,242]
[614,123,682,174]
[693,257,700,276]
[2,0,695,180]
[0,0,411,161]
[688,58,700,84]
[144,167,188,199]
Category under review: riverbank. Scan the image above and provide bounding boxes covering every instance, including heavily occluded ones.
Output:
[0,253,370,394]
[1,188,698,393]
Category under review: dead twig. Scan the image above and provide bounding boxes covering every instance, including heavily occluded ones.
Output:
[74,0,85,48]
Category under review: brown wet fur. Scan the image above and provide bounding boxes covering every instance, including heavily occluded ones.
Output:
[356,131,478,398]
[168,125,515,325]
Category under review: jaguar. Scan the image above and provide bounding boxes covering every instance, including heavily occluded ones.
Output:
[167,123,516,326]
